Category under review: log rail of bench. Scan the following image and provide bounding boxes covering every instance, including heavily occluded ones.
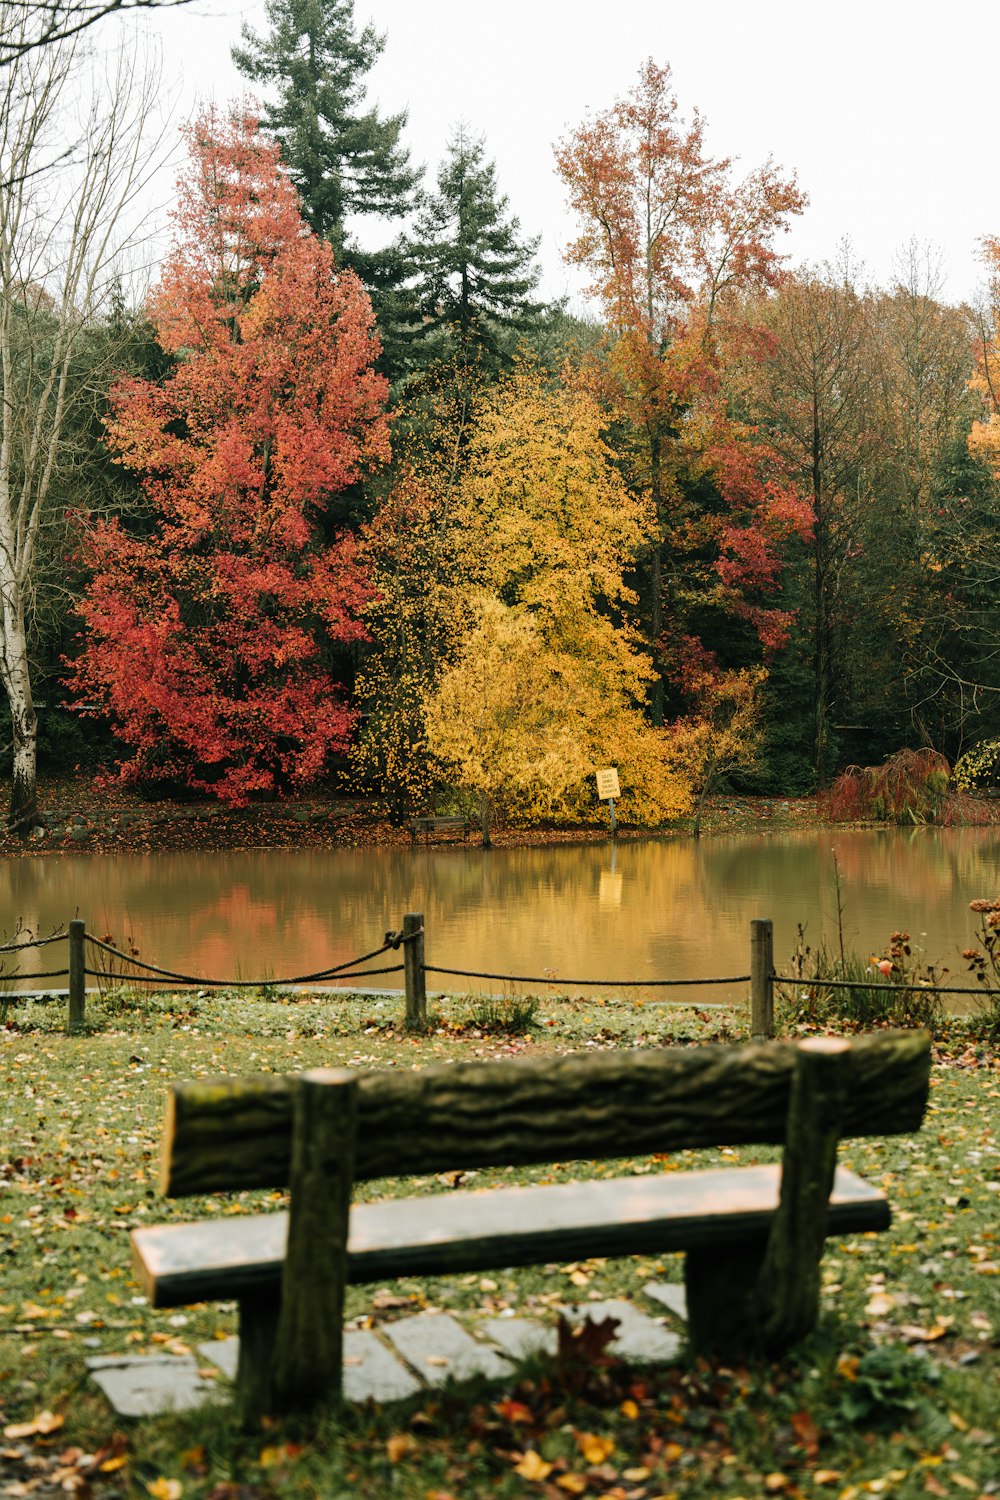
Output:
[160,1031,931,1198]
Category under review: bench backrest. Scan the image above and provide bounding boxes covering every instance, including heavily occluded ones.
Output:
[160,1031,930,1197]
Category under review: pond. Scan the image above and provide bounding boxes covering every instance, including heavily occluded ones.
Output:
[1,826,999,1009]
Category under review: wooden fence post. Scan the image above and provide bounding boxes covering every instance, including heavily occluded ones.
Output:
[68,919,86,1034]
[750,918,774,1041]
[403,911,426,1029]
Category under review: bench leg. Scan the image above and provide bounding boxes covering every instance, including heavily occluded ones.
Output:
[236,1291,280,1422]
[684,1239,767,1356]
[272,1069,358,1415]
[757,1040,847,1351]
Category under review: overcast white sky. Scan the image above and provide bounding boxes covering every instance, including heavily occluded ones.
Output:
[136,0,997,310]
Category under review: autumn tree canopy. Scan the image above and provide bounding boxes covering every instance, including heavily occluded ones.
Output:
[556,60,809,720]
[68,107,389,803]
[363,362,693,832]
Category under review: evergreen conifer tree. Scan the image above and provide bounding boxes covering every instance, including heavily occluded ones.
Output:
[232,0,418,297]
[406,125,543,362]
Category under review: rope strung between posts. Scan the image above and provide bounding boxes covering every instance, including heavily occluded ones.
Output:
[0,932,68,953]
[82,929,418,990]
[773,973,1000,998]
[424,965,751,987]
[81,964,404,987]
[1,969,70,982]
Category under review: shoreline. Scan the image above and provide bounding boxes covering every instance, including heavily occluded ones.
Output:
[0,778,827,858]
[2,776,997,859]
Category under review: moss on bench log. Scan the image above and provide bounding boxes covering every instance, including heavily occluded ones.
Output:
[161,1032,931,1198]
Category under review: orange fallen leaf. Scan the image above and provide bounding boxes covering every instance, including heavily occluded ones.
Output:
[3,1411,65,1440]
[386,1434,417,1464]
[555,1476,588,1495]
[514,1450,553,1482]
[495,1399,535,1425]
[146,1481,182,1500]
[576,1432,615,1465]
[619,1399,639,1420]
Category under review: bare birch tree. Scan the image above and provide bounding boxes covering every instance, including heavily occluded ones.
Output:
[1,0,191,67]
[0,8,165,830]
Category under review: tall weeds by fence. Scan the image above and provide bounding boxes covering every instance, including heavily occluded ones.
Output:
[776,926,944,1032]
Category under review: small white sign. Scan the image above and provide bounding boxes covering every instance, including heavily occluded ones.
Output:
[595,767,620,801]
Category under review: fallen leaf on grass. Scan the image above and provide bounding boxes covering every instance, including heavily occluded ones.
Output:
[556,1475,588,1494]
[790,1410,820,1458]
[146,1481,182,1500]
[3,1411,64,1440]
[575,1433,615,1465]
[899,1324,950,1343]
[514,1451,553,1482]
[494,1399,534,1426]
[812,1472,841,1486]
[258,1445,300,1468]
[385,1434,416,1464]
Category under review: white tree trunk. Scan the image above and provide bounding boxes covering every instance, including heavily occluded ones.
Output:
[0,14,165,834]
[2,600,38,832]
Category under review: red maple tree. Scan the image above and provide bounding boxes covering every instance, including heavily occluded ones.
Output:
[68,107,390,803]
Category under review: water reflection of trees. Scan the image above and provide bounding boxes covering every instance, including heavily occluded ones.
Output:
[1,828,999,990]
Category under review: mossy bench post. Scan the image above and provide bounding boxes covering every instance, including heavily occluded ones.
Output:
[133,1031,930,1418]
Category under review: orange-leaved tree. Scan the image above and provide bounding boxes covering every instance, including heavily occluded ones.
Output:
[67,106,389,802]
[555,59,810,719]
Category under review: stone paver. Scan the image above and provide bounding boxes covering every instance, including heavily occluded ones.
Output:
[644,1281,688,1322]
[383,1311,512,1385]
[91,1298,682,1417]
[199,1338,238,1380]
[342,1329,422,1403]
[563,1299,682,1363]
[478,1316,557,1362]
[86,1354,222,1418]
[198,1330,420,1403]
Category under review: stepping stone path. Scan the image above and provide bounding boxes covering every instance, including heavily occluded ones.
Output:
[87,1283,688,1418]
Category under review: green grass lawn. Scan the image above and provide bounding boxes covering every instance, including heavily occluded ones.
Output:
[1,990,997,1499]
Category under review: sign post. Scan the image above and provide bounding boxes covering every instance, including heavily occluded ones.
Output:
[595,767,621,837]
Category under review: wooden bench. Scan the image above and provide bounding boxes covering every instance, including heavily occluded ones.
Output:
[409,814,470,844]
[132,1031,930,1418]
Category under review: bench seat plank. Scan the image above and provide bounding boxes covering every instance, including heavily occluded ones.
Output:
[133,1162,888,1309]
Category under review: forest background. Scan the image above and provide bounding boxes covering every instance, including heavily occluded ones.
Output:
[6,0,1000,840]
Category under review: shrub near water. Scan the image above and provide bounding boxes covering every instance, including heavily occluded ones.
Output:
[822,748,950,824]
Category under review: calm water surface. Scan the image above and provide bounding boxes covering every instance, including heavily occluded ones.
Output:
[2,827,999,1004]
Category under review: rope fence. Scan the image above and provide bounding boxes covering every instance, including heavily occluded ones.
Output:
[3,913,998,1037]
[773,975,999,998]
[425,965,750,987]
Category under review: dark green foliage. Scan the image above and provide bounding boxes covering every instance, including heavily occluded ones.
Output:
[232,0,419,307]
[404,125,544,366]
[837,1346,944,1433]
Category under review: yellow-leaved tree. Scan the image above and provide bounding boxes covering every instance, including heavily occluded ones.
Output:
[420,364,693,840]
